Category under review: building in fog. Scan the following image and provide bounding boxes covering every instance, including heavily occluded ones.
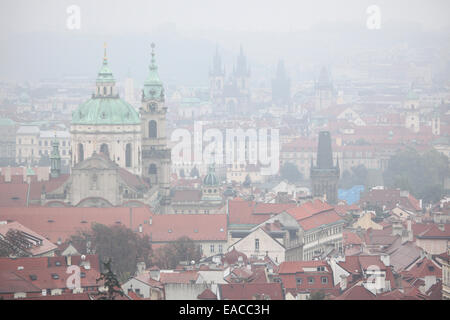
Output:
[139,44,172,213]
[15,126,70,167]
[209,45,251,114]
[310,131,340,204]
[70,46,142,175]
[0,118,16,166]
[271,60,291,106]
[314,67,334,111]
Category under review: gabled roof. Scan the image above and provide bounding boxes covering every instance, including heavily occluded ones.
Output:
[159,271,199,284]
[0,221,58,256]
[0,207,151,243]
[218,282,284,300]
[197,288,217,300]
[278,260,329,274]
[144,214,227,242]
[402,257,442,279]
[334,283,376,300]
[223,247,248,266]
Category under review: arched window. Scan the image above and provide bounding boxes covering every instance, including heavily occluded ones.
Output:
[125,143,132,167]
[148,164,157,175]
[100,144,110,159]
[78,143,84,162]
[149,120,157,138]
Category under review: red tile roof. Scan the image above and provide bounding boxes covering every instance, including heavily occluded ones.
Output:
[223,247,248,266]
[334,283,376,300]
[197,288,217,300]
[0,207,151,243]
[278,261,329,274]
[159,271,199,284]
[0,221,58,256]
[144,214,227,242]
[0,183,28,207]
[228,199,295,226]
[402,257,442,279]
[219,282,284,300]
[297,210,343,231]
[343,231,363,246]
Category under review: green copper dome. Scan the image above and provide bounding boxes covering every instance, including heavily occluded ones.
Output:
[143,43,164,100]
[72,45,140,126]
[72,98,140,125]
[203,164,219,186]
[97,45,115,83]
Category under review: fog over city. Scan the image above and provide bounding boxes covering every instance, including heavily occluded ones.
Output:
[1,0,450,84]
[0,0,449,305]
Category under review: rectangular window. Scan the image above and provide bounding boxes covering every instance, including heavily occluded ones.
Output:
[296,277,303,285]
[308,277,314,284]
[321,277,328,284]
[218,244,223,253]
[210,244,214,253]
[255,239,260,251]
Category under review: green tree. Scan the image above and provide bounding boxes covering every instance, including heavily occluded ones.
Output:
[95,259,125,300]
[70,224,152,283]
[339,164,368,189]
[280,162,303,183]
[243,174,252,187]
[309,290,325,300]
[383,148,449,204]
[151,236,202,269]
[190,166,199,178]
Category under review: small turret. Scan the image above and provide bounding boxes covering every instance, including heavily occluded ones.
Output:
[50,133,61,178]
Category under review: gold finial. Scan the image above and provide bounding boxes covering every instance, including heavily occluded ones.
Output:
[103,42,108,61]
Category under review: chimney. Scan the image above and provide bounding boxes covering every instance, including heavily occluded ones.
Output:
[340,274,348,292]
[380,255,390,267]
[149,267,160,281]
[136,262,146,276]
[4,166,11,182]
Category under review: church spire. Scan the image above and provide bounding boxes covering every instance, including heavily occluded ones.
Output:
[95,43,115,96]
[50,132,61,178]
[143,43,164,101]
[103,42,108,64]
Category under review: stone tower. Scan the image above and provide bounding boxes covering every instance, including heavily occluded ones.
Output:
[50,134,61,179]
[209,45,225,102]
[233,45,251,97]
[310,131,340,204]
[70,44,142,175]
[140,43,171,212]
[314,67,333,111]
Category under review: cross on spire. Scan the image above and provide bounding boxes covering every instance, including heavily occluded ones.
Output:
[150,43,157,71]
[103,42,108,63]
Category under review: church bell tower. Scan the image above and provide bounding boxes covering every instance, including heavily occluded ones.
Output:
[140,43,171,212]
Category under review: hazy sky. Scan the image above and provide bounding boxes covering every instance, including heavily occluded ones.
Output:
[1,0,449,84]
[1,0,450,36]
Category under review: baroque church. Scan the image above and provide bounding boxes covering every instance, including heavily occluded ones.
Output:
[310,131,340,205]
[40,43,223,213]
[209,45,251,114]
